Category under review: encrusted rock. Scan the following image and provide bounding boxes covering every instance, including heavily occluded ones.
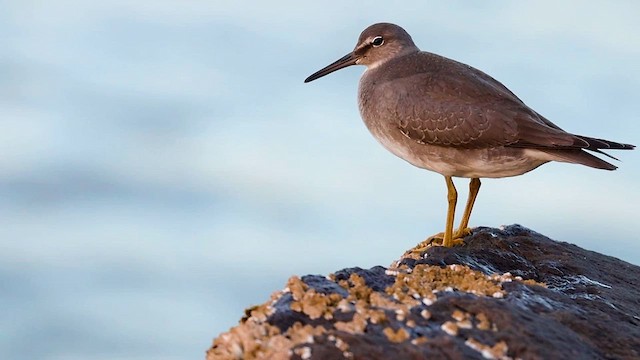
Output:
[208,225,640,359]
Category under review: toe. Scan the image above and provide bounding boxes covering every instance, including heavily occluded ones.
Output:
[453,227,472,239]
[426,231,445,245]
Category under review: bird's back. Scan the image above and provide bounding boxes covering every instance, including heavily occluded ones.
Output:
[358,51,633,176]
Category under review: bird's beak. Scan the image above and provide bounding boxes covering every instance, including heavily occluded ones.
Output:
[304,52,358,83]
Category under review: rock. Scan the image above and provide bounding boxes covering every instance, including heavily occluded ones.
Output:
[207,225,640,360]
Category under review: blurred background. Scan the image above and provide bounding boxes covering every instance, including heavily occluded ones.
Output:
[1,1,639,359]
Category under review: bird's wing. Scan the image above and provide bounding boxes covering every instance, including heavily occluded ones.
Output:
[389,67,588,150]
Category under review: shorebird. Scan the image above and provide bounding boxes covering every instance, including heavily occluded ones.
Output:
[304,23,634,247]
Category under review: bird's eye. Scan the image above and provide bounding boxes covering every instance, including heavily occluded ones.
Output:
[371,36,384,47]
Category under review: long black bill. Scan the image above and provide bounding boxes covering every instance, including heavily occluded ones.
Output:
[304,53,358,83]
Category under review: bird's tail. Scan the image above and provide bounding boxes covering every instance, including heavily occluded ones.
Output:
[526,113,634,169]
[575,135,634,167]
[536,148,618,170]
[577,135,635,151]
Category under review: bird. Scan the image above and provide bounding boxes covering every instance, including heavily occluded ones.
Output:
[304,23,634,248]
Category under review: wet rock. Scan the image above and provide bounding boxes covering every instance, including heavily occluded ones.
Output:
[208,225,640,360]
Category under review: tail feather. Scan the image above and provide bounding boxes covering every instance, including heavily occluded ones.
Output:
[517,134,633,170]
[573,135,634,164]
[577,135,635,150]
[591,149,619,161]
[526,112,633,168]
[536,149,618,170]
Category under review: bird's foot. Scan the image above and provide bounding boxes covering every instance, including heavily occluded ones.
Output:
[453,227,473,239]
[425,233,465,247]
[407,228,472,258]
[425,227,473,247]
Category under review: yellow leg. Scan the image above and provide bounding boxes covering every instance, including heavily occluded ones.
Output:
[442,176,457,247]
[453,178,481,238]
[418,177,476,251]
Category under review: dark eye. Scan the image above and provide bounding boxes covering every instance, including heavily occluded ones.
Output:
[372,36,384,47]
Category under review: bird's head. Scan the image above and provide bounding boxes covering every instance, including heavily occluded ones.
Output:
[304,23,419,83]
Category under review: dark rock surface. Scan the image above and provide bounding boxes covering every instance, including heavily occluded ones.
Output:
[208,225,640,360]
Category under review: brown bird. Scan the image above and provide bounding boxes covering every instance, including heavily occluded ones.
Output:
[304,23,634,247]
